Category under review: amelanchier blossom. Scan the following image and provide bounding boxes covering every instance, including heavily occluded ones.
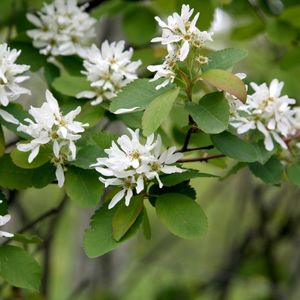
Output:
[230,79,296,151]
[0,214,14,238]
[0,43,30,124]
[27,0,96,56]
[17,90,88,187]
[77,41,141,105]
[91,128,185,209]
[148,4,213,89]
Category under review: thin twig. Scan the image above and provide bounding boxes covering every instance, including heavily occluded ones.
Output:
[177,145,214,153]
[2,196,68,245]
[178,154,225,163]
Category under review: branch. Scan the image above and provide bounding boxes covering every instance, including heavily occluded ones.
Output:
[178,154,225,163]
[2,196,68,245]
[177,145,214,153]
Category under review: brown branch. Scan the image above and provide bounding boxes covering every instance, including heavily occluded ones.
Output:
[2,196,68,245]
[177,145,214,153]
[178,154,225,163]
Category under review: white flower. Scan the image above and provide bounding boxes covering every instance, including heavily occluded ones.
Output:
[230,79,296,151]
[0,43,30,107]
[17,90,88,187]
[27,0,96,56]
[77,41,141,105]
[152,4,213,61]
[148,5,213,89]
[91,128,185,208]
[0,214,14,238]
[147,52,177,90]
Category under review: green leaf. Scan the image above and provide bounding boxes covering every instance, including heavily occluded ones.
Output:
[0,245,41,291]
[249,157,283,184]
[92,131,117,149]
[112,196,144,241]
[52,74,90,97]
[253,141,274,164]
[64,166,103,207]
[71,145,104,169]
[56,56,83,76]
[287,162,300,187]
[77,102,104,127]
[280,5,300,29]
[202,48,248,72]
[149,181,196,204]
[0,154,55,189]
[84,204,143,258]
[156,193,207,239]
[160,170,217,187]
[211,131,258,162]
[44,62,60,85]
[201,69,247,102]
[11,146,51,169]
[185,92,229,134]
[142,87,179,136]
[123,6,157,46]
[0,126,4,157]
[109,79,174,113]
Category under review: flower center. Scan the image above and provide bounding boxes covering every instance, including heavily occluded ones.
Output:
[130,150,140,160]
[151,162,161,172]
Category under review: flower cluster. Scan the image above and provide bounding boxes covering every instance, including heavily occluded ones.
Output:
[91,128,185,209]
[148,4,213,89]
[27,0,96,56]
[77,41,141,105]
[17,90,88,186]
[230,79,297,151]
[0,43,30,124]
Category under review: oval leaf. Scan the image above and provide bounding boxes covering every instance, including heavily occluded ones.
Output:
[109,79,173,113]
[202,48,248,72]
[249,157,283,184]
[11,146,51,169]
[201,69,247,102]
[142,87,179,136]
[211,131,258,162]
[185,92,229,134]
[64,166,103,207]
[52,74,90,97]
[0,245,41,291]
[84,204,143,258]
[112,195,144,241]
[156,193,207,239]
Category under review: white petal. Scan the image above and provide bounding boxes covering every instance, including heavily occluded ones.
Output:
[109,189,125,209]
[0,109,19,124]
[113,107,140,114]
[0,214,11,226]
[55,164,65,187]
